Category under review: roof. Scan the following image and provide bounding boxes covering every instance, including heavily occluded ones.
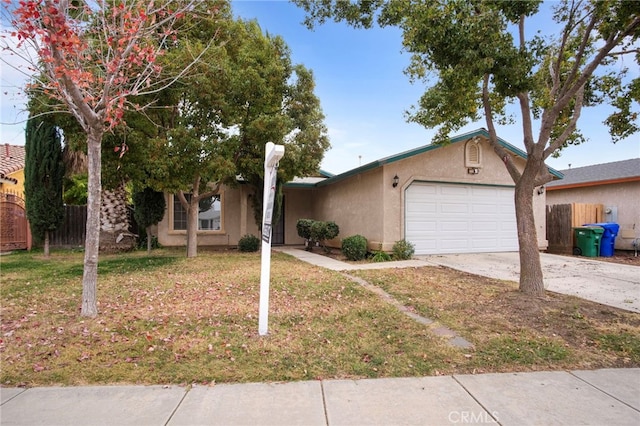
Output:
[298,128,562,188]
[286,176,328,187]
[546,158,640,190]
[0,144,26,184]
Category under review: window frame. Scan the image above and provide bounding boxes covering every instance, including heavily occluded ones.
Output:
[168,192,225,234]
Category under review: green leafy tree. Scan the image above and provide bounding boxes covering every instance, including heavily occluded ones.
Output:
[226,22,330,228]
[144,15,329,257]
[295,0,640,295]
[133,187,166,254]
[24,115,65,257]
[28,4,329,260]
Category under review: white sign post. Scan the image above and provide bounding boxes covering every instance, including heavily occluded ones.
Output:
[259,142,285,336]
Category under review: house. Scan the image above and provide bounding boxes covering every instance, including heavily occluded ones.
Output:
[0,144,26,196]
[1,144,30,252]
[546,158,640,250]
[157,129,561,255]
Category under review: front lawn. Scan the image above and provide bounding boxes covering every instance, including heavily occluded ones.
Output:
[1,248,638,387]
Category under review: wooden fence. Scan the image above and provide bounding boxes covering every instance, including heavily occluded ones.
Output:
[48,205,139,249]
[546,203,604,254]
[1,200,139,251]
[49,205,88,248]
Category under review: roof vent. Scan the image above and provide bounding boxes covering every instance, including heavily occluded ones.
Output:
[465,137,482,168]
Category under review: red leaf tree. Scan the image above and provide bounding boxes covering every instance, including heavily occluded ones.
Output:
[6,0,214,316]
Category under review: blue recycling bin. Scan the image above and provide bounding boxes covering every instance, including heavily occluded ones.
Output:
[583,223,620,257]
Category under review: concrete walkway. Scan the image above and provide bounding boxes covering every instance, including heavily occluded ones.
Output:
[1,369,638,425]
[278,247,431,272]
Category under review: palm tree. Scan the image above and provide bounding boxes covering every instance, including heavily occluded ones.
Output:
[62,145,135,252]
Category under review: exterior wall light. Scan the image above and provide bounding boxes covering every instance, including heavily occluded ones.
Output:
[392,174,399,188]
[537,186,545,195]
[467,167,480,174]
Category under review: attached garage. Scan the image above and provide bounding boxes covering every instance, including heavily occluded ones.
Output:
[405,182,518,255]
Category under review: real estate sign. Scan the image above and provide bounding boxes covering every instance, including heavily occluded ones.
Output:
[259,142,285,336]
[261,163,278,243]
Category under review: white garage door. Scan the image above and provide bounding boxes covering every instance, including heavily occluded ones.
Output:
[405,182,518,255]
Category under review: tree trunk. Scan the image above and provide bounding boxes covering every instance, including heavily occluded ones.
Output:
[514,177,545,295]
[81,133,102,317]
[146,226,152,255]
[43,230,50,258]
[99,182,134,253]
[186,197,198,258]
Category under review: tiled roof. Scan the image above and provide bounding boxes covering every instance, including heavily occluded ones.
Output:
[546,158,640,188]
[0,144,26,178]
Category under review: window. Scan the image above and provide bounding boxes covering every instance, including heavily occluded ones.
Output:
[172,193,222,231]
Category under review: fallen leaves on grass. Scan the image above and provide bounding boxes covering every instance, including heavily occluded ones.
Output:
[2,249,638,388]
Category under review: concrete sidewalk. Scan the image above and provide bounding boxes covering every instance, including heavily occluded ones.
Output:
[1,369,638,425]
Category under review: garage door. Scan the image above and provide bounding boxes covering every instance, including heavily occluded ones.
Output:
[405,182,518,255]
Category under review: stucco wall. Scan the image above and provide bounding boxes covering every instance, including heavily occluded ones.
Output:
[157,185,259,247]
[309,138,549,251]
[157,184,319,248]
[313,168,385,249]
[546,181,640,249]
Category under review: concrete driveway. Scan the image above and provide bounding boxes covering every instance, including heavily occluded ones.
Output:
[419,252,640,313]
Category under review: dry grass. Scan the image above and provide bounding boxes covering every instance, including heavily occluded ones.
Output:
[1,248,638,388]
[1,249,457,386]
[354,266,640,373]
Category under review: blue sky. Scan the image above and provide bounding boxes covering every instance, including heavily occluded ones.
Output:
[233,0,639,174]
[2,0,638,175]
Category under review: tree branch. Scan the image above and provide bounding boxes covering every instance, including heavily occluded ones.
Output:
[608,48,640,56]
[198,181,222,201]
[556,15,640,110]
[482,74,521,182]
[544,84,585,159]
[560,6,598,99]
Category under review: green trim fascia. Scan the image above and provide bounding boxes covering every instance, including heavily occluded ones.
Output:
[316,160,383,187]
[318,169,335,178]
[316,128,562,186]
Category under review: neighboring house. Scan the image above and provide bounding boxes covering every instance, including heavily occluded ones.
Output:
[1,144,31,252]
[157,129,561,255]
[546,158,640,250]
[0,144,26,196]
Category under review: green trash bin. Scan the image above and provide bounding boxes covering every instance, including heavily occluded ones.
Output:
[573,226,604,257]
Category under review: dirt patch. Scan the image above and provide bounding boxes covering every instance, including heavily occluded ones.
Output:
[585,250,640,266]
